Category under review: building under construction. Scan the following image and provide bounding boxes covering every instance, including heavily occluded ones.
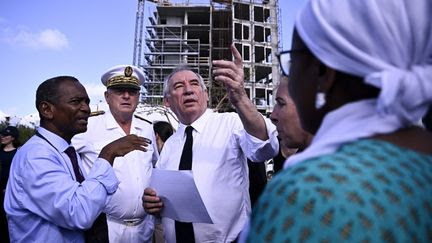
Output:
[133,0,281,114]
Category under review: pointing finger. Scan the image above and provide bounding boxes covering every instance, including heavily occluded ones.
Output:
[231,43,243,67]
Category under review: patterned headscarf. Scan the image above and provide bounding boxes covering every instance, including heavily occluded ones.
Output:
[285,0,432,167]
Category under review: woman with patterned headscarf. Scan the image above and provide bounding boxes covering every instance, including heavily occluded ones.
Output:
[246,0,432,242]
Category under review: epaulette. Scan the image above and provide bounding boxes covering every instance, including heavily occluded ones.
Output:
[90,110,105,117]
[134,114,152,124]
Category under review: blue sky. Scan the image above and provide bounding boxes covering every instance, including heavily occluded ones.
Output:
[0,0,306,117]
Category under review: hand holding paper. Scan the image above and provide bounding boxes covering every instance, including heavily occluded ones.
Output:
[142,188,163,215]
[148,169,213,224]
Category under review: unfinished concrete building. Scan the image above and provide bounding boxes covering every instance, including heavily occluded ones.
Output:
[136,0,280,114]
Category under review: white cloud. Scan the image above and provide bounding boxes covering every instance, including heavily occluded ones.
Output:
[1,107,16,117]
[83,83,106,104]
[0,110,8,119]
[4,28,69,51]
[38,29,69,50]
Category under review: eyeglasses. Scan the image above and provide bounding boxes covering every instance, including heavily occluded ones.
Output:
[277,49,309,76]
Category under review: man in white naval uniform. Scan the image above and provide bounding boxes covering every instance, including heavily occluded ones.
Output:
[73,65,158,243]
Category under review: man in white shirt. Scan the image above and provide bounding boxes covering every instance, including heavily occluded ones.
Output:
[73,65,159,243]
[143,44,279,242]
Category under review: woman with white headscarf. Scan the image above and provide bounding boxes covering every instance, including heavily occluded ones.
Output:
[246,0,432,242]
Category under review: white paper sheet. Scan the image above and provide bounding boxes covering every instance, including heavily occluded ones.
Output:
[150,169,213,224]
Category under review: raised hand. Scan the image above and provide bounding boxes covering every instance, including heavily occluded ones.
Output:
[99,134,152,165]
[212,44,248,106]
[213,43,269,140]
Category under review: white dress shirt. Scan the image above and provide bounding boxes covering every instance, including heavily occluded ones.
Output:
[72,111,159,243]
[156,109,278,243]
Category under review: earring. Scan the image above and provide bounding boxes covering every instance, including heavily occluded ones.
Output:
[315,92,326,109]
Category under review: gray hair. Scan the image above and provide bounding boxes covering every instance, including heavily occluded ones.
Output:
[163,66,207,97]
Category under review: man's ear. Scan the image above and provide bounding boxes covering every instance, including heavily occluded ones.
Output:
[39,101,55,120]
[104,90,109,102]
[317,62,336,94]
[163,98,170,108]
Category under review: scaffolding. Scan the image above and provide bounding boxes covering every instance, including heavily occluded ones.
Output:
[136,0,280,114]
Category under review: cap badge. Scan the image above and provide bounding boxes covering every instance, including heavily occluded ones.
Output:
[125,66,133,77]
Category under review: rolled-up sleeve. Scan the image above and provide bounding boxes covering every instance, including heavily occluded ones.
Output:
[240,118,279,162]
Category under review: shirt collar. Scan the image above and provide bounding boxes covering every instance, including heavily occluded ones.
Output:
[105,110,120,130]
[178,109,212,136]
[105,110,141,133]
[37,127,70,152]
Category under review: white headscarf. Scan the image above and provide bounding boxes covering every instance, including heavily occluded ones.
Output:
[285,0,432,168]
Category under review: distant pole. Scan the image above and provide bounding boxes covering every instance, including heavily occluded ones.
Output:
[133,0,146,66]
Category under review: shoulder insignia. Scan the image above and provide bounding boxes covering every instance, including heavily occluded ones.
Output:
[90,110,105,117]
[134,114,152,124]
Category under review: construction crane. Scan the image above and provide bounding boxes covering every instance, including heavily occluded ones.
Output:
[132,0,146,67]
[133,0,168,67]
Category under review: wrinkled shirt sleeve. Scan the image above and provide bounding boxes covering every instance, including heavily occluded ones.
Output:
[18,145,118,230]
[239,117,279,162]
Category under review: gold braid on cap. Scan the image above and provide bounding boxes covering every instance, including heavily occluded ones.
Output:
[106,76,140,88]
[106,66,140,88]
